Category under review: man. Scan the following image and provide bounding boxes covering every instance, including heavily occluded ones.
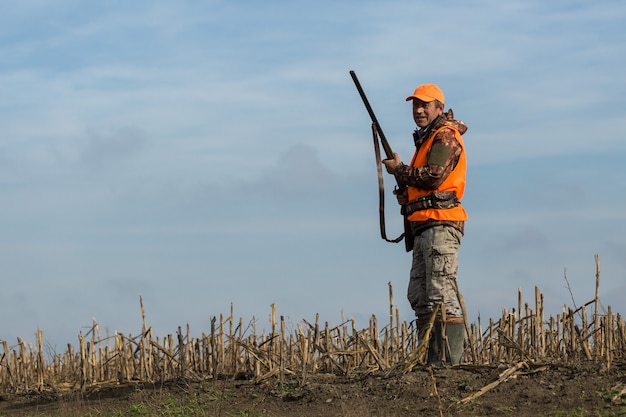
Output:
[382,83,468,366]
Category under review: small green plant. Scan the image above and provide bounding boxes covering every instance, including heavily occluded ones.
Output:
[603,384,626,405]
[161,394,205,417]
[127,402,149,417]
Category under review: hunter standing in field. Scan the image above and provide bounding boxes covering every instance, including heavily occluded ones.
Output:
[382,83,468,366]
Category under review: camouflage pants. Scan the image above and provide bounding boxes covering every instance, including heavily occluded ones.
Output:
[408,225,463,322]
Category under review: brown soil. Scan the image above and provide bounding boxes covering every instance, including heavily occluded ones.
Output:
[1,361,625,417]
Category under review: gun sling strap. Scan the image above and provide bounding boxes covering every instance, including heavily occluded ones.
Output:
[372,123,405,244]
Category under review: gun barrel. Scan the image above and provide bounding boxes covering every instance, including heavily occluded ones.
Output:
[349,71,394,159]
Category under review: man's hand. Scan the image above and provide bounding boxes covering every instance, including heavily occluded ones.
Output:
[393,187,409,206]
[382,152,402,174]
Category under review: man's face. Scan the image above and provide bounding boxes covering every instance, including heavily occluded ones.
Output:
[412,99,443,128]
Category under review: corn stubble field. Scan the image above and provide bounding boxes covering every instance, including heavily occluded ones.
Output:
[1,256,626,416]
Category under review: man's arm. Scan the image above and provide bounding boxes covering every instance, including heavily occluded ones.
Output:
[390,127,461,190]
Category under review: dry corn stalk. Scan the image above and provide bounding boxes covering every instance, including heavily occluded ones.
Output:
[385,304,440,376]
[459,361,528,405]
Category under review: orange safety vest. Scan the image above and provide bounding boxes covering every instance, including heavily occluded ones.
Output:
[407,125,468,222]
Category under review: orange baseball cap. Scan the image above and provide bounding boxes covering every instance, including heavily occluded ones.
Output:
[405,83,445,104]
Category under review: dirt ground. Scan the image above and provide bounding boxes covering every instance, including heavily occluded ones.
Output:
[1,361,626,417]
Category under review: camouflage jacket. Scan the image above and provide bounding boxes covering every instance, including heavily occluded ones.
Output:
[393,111,468,236]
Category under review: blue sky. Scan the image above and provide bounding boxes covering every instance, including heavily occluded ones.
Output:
[1,0,625,349]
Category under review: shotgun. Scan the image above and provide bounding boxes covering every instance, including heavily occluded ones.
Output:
[349,71,396,163]
[349,70,414,252]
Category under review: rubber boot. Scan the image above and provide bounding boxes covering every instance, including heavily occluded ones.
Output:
[445,323,465,366]
[426,322,444,366]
